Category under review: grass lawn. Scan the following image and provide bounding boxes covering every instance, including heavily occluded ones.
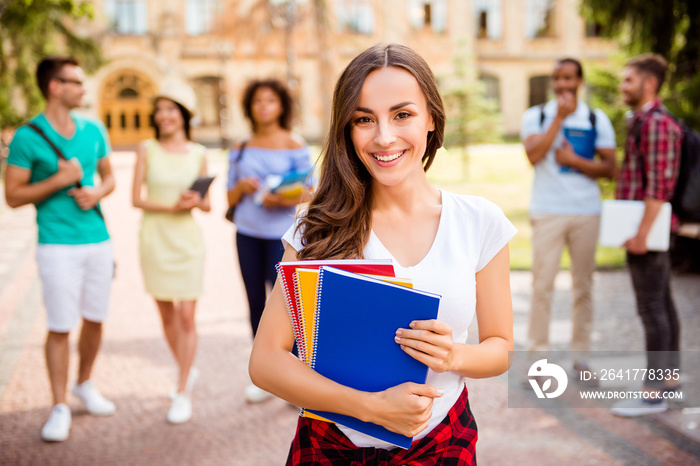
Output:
[427,144,626,270]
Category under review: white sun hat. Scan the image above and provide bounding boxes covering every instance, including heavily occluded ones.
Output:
[155,77,197,116]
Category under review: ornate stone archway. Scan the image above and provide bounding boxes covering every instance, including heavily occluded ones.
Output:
[100,70,157,147]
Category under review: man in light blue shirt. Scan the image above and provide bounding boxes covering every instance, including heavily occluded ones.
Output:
[4,56,116,442]
[520,58,616,377]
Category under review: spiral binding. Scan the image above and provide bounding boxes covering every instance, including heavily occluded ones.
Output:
[292,269,311,366]
[276,263,306,363]
[310,267,325,370]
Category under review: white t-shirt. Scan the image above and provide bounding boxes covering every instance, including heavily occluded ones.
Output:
[520,100,616,215]
[282,190,517,449]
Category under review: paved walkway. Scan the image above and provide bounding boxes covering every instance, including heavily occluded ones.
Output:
[0,151,699,465]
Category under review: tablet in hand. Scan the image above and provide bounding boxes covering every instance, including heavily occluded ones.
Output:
[189,176,215,198]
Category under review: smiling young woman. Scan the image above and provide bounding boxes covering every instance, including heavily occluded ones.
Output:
[131,79,210,425]
[249,43,517,465]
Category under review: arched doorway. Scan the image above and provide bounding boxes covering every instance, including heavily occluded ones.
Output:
[101,71,157,147]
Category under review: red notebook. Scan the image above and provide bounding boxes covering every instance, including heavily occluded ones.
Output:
[276,259,395,362]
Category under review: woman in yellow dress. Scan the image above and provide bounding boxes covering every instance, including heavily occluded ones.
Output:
[132,80,210,424]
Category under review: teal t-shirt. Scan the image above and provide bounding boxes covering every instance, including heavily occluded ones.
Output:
[7,113,111,245]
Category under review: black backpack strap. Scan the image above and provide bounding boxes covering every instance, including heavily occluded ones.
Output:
[26,123,79,185]
[228,140,248,191]
[633,107,665,151]
[235,140,248,163]
[539,104,545,128]
[233,139,248,178]
[231,140,248,183]
[225,140,250,219]
[25,122,104,219]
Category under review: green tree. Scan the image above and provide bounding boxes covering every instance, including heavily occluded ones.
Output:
[581,0,700,129]
[0,0,102,128]
[441,54,502,180]
[585,53,631,149]
[585,56,629,200]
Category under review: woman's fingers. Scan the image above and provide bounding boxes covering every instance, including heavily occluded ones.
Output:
[395,320,454,372]
[373,383,442,436]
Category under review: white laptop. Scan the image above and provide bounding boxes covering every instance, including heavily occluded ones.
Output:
[599,200,672,251]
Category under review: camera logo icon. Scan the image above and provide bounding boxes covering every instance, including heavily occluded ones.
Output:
[528,359,568,399]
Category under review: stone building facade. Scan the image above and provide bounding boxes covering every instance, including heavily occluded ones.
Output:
[81,0,616,148]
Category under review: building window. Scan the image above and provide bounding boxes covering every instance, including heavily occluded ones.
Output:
[478,11,487,37]
[529,75,550,107]
[473,0,502,39]
[407,0,447,33]
[334,0,375,35]
[104,0,148,35]
[525,0,555,39]
[185,0,221,36]
[480,74,500,106]
[119,87,138,98]
[192,77,223,127]
[585,20,604,37]
[424,3,432,25]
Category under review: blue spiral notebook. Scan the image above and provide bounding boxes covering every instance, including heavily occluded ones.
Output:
[561,127,596,173]
[306,266,441,449]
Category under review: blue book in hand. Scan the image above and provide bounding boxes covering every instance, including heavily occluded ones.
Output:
[307,266,441,449]
[271,168,312,192]
[254,168,312,204]
[561,127,596,173]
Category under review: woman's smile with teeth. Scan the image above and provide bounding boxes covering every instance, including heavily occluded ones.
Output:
[372,150,406,162]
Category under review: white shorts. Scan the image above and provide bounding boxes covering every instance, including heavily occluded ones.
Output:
[36,241,113,332]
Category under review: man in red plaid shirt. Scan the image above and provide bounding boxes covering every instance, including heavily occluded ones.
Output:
[612,54,683,417]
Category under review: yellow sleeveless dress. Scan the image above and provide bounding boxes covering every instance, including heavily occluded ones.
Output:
[139,139,205,301]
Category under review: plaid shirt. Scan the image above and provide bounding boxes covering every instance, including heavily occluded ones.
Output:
[615,99,682,227]
[285,387,477,465]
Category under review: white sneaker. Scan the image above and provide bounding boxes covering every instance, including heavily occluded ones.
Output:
[167,394,192,424]
[611,398,668,417]
[41,403,71,442]
[169,367,200,400]
[244,384,273,403]
[72,380,116,416]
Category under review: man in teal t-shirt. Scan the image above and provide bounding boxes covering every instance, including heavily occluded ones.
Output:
[9,112,111,244]
[4,56,116,442]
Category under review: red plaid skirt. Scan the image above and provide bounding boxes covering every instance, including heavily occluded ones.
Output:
[286,387,477,465]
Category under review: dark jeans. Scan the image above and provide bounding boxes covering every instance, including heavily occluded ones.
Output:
[236,232,285,337]
[627,251,681,388]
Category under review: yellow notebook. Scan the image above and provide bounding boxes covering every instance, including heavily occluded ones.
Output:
[295,268,322,367]
[275,183,305,199]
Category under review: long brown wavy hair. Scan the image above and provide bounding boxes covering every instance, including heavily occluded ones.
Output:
[297,43,446,260]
